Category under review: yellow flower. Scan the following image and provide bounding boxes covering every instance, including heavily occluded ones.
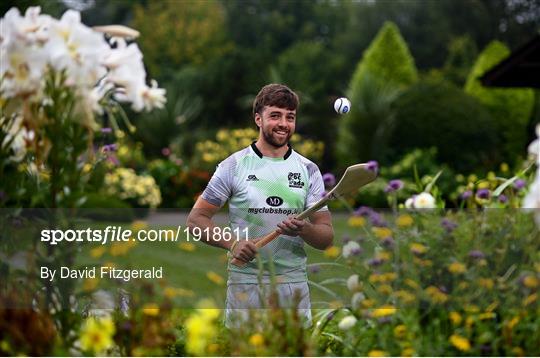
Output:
[109,242,133,256]
[410,243,428,255]
[401,347,415,356]
[465,305,479,313]
[83,163,92,173]
[405,279,419,290]
[164,287,177,299]
[377,284,393,295]
[362,299,375,308]
[523,275,538,288]
[523,293,537,306]
[478,312,496,320]
[348,216,366,227]
[372,227,393,239]
[186,314,214,355]
[83,278,99,292]
[90,246,106,258]
[448,262,467,274]
[506,316,520,330]
[500,162,509,173]
[206,271,225,285]
[249,333,265,347]
[450,334,471,352]
[79,316,115,353]
[393,324,407,339]
[369,273,382,283]
[396,214,414,227]
[372,305,396,318]
[449,311,462,325]
[324,246,341,258]
[393,290,416,304]
[425,286,448,304]
[185,303,220,356]
[377,250,392,261]
[142,303,160,316]
[368,349,388,357]
[179,242,196,252]
[478,278,494,289]
[512,347,525,356]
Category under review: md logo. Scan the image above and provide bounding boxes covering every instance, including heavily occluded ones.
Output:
[266,196,283,207]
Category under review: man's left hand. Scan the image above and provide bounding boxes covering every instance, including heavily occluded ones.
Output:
[277,216,308,237]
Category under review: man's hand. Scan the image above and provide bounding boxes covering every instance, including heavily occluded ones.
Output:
[231,240,258,263]
[277,216,308,237]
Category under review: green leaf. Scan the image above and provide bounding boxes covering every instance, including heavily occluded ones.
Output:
[424,170,443,193]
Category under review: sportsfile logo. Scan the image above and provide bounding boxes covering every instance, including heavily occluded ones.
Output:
[288,172,304,188]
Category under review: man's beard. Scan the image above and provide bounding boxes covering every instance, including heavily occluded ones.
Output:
[262,127,292,148]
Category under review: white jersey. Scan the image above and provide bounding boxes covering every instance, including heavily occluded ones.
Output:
[201,142,327,284]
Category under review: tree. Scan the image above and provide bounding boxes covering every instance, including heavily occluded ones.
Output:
[350,21,418,89]
[131,0,233,77]
[465,41,535,163]
[336,21,417,167]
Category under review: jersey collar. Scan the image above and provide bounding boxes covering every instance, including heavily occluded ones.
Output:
[251,141,292,160]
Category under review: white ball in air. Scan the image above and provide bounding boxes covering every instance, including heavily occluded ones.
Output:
[334,97,351,115]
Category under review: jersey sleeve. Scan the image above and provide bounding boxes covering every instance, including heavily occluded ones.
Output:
[306,162,328,212]
[200,156,236,207]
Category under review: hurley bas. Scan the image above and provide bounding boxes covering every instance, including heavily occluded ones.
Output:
[40,266,163,282]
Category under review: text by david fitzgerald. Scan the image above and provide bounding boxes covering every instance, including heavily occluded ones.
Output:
[40,266,163,282]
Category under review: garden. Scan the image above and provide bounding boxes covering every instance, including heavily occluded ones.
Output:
[1,1,539,356]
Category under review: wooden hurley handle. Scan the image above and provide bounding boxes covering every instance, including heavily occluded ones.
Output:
[230,230,281,267]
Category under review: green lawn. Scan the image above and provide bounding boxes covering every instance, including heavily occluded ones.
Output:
[76,214,356,309]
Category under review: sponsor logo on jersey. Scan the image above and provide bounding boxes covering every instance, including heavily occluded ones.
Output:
[246,174,259,181]
[288,172,305,188]
[247,207,300,215]
[266,196,284,207]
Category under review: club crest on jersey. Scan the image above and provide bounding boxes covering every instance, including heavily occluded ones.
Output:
[288,172,304,188]
[246,174,259,181]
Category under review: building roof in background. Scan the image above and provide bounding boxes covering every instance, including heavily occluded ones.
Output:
[480,34,540,88]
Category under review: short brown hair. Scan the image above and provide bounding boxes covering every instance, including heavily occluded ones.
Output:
[252,84,299,116]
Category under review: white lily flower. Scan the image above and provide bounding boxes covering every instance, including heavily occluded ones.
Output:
[527,123,540,165]
[343,241,361,259]
[338,315,357,330]
[347,274,360,292]
[405,196,415,209]
[523,177,540,227]
[139,80,167,111]
[351,292,365,310]
[1,6,165,113]
[413,192,436,209]
[47,10,109,88]
[87,81,114,114]
[1,115,30,162]
[1,39,48,98]
[0,7,51,46]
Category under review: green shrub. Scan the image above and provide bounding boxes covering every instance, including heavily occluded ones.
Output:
[465,41,535,164]
[79,193,134,222]
[388,81,499,172]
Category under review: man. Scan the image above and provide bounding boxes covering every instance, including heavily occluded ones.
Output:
[186,83,333,327]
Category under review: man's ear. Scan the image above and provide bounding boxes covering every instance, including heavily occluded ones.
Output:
[254,113,262,128]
